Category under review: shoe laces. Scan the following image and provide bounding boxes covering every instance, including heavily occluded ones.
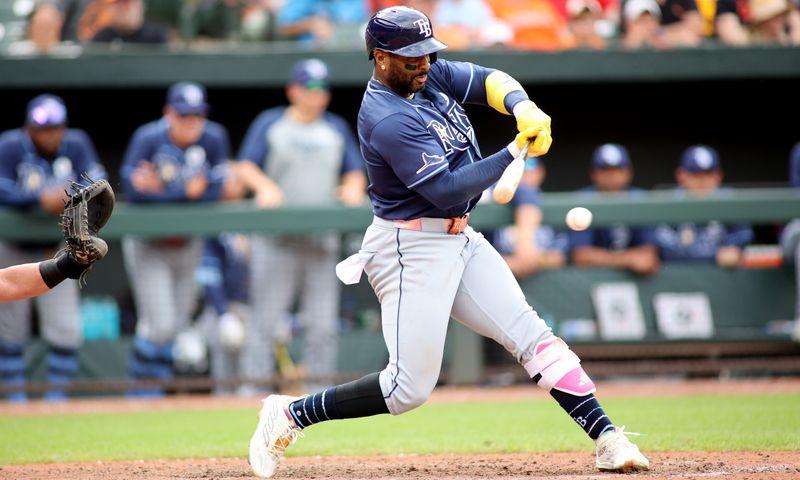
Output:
[603,425,642,449]
[267,426,303,459]
[264,401,304,459]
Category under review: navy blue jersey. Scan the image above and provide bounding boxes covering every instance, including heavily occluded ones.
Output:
[358,59,513,219]
[790,141,800,189]
[655,188,754,262]
[568,186,657,251]
[196,234,250,316]
[0,128,107,206]
[120,118,230,203]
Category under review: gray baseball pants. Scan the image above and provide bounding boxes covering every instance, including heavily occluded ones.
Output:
[244,234,340,387]
[361,218,555,415]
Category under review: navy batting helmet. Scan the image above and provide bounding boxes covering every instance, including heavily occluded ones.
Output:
[365,6,447,61]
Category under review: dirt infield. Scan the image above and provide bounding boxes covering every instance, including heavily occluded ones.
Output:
[2,378,799,480]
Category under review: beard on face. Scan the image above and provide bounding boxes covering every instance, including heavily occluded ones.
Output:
[386,62,428,97]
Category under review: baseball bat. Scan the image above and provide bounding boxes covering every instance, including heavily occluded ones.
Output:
[492,140,531,204]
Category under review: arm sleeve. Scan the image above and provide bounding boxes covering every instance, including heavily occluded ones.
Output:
[199,124,231,201]
[329,114,365,174]
[372,115,514,210]
[414,149,515,209]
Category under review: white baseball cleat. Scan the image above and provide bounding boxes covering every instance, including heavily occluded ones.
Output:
[595,426,650,473]
[248,394,304,478]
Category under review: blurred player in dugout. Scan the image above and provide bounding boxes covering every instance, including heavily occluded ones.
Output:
[654,145,753,266]
[120,81,232,396]
[485,156,570,278]
[236,58,367,393]
[569,144,660,275]
[0,94,108,402]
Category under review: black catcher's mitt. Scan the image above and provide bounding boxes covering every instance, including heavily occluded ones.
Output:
[60,175,115,267]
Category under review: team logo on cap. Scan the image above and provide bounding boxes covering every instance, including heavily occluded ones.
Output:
[599,145,622,166]
[693,148,713,170]
[304,59,329,79]
[182,85,205,106]
[413,18,432,37]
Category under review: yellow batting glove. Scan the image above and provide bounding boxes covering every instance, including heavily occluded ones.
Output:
[515,102,552,135]
[515,126,552,157]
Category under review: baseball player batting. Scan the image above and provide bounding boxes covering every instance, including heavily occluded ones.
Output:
[248,6,649,478]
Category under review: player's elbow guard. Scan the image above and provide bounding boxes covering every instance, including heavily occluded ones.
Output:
[485,70,529,115]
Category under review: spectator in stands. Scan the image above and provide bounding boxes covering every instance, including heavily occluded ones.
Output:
[620,0,663,48]
[780,142,800,341]
[569,144,660,275]
[275,0,369,48]
[748,0,800,45]
[564,0,608,49]
[553,0,621,38]
[26,2,64,53]
[486,157,570,278]
[90,0,171,45]
[411,0,513,49]
[696,0,750,46]
[487,0,575,50]
[0,94,108,402]
[622,0,705,48]
[655,145,754,267]
[656,0,705,47]
[239,0,284,41]
[120,82,231,396]
[236,59,367,392]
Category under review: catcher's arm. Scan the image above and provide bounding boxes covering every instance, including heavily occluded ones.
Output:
[0,263,52,302]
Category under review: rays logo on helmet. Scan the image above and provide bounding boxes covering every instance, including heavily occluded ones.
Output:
[413,18,432,37]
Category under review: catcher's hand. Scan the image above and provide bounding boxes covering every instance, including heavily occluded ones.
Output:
[60,175,115,268]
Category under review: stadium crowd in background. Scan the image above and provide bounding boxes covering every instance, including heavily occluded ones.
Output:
[3,0,800,53]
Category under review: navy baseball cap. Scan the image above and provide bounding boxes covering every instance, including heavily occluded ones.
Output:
[167,82,209,116]
[26,94,67,128]
[681,145,720,172]
[591,143,631,169]
[290,59,330,91]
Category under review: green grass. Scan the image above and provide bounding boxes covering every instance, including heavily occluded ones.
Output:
[1,394,798,464]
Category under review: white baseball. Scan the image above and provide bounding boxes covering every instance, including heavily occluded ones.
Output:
[566,207,593,231]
